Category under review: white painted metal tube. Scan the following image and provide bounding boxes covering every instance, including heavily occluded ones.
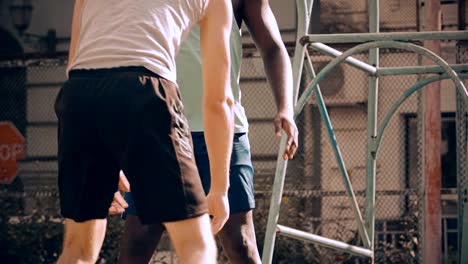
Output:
[277,225,373,258]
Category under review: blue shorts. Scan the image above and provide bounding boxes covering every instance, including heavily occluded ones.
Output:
[124,132,255,217]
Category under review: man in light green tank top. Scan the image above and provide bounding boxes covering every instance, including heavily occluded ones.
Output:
[176,20,247,133]
[113,1,299,263]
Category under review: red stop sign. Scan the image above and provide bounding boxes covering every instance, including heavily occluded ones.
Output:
[0,122,26,184]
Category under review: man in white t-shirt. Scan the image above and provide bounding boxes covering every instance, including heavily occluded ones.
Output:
[55,0,234,263]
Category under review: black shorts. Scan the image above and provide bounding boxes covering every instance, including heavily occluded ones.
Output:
[55,66,207,224]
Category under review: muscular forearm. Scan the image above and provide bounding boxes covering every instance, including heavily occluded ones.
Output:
[242,0,298,160]
[261,45,294,115]
[243,0,294,116]
[199,0,233,194]
[203,99,234,193]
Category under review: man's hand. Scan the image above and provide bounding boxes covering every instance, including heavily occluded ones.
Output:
[118,170,130,192]
[109,191,128,215]
[274,111,298,160]
[206,191,229,235]
[108,171,131,215]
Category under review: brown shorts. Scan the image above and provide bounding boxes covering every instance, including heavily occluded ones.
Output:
[55,66,207,224]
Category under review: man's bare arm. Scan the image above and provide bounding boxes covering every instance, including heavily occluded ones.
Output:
[199,0,234,234]
[68,0,85,67]
[243,0,298,159]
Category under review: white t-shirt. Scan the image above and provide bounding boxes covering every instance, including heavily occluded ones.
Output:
[68,0,209,83]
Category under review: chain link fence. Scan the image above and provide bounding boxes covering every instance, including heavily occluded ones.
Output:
[0,49,464,264]
[246,44,464,263]
[0,58,57,263]
[245,47,420,263]
[455,40,468,264]
[246,0,464,262]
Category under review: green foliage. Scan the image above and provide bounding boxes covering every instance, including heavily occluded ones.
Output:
[374,199,420,264]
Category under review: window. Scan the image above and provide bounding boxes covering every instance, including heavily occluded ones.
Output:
[405,113,459,262]
[405,113,457,190]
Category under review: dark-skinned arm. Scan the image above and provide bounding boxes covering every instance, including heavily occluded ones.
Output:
[242,0,298,159]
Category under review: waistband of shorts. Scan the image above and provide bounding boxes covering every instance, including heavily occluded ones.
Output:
[69,66,160,78]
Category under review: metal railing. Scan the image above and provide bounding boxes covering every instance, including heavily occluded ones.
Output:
[261,0,468,263]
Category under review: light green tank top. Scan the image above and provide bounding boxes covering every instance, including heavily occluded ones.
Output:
[176,19,248,133]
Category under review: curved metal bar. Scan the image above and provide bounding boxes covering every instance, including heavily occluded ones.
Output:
[291,40,467,261]
[374,73,468,157]
[264,15,468,264]
[295,41,467,117]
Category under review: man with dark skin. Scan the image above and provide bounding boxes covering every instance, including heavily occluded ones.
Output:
[111,0,298,263]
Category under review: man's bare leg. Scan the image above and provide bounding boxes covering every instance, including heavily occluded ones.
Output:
[57,218,107,264]
[118,215,164,264]
[164,214,217,264]
[218,210,261,264]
